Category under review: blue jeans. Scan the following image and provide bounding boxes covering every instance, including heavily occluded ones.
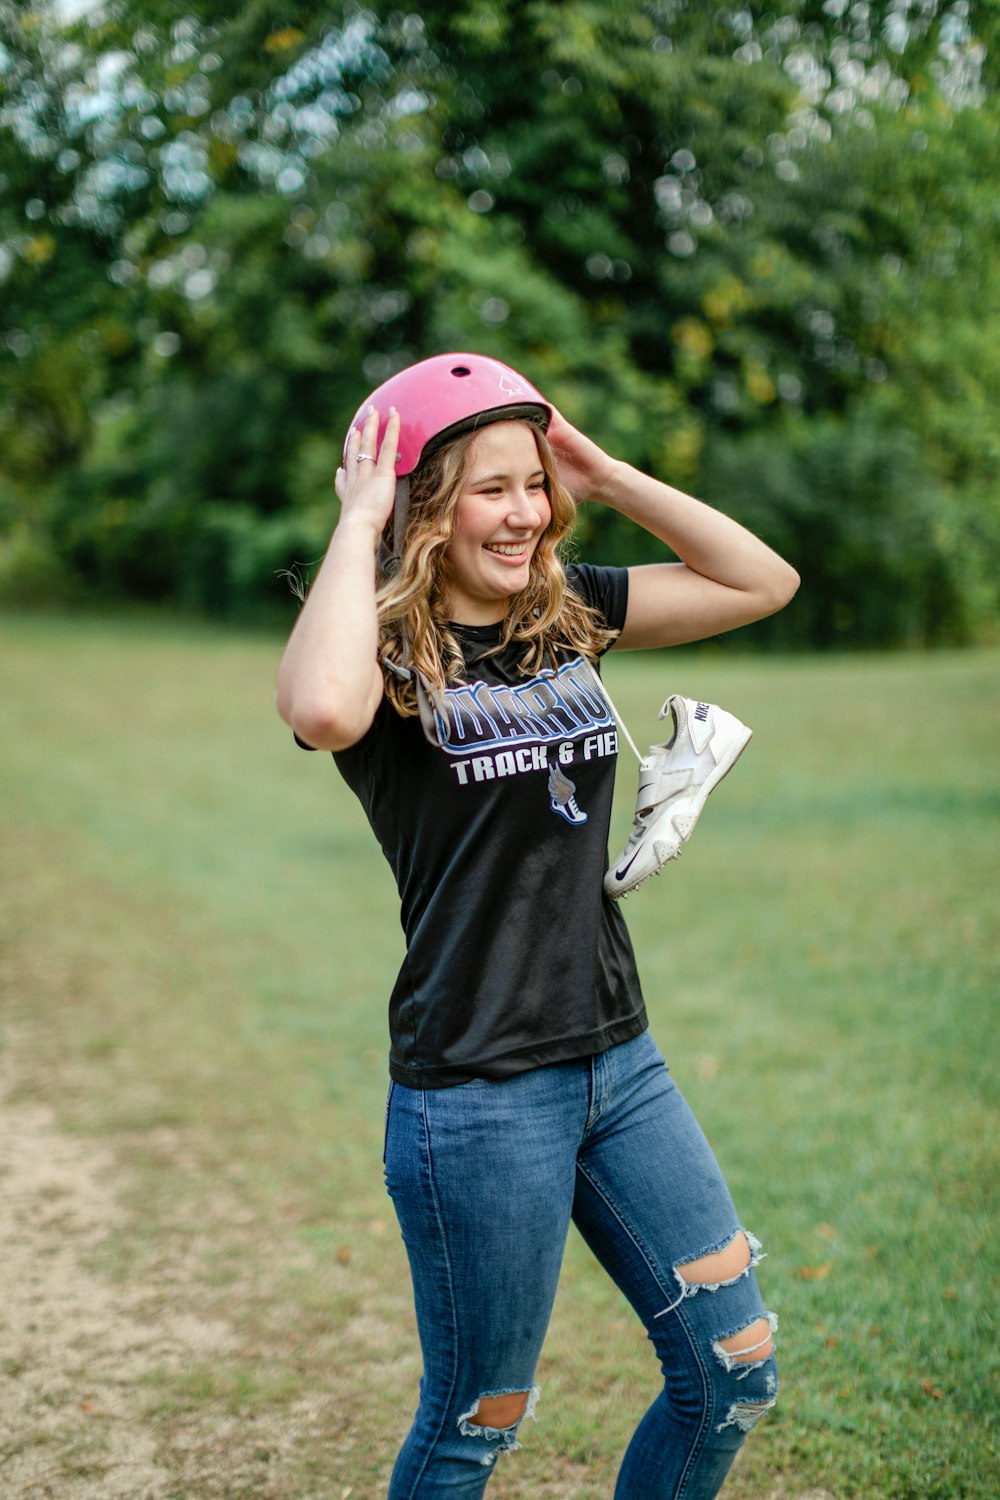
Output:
[383,1030,778,1499]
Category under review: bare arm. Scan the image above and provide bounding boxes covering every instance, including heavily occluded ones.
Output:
[546,410,799,649]
[275,407,400,751]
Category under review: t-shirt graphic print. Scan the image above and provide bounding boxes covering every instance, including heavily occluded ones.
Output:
[429,654,620,829]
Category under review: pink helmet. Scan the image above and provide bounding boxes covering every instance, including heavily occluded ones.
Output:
[345,352,553,476]
[349,354,554,734]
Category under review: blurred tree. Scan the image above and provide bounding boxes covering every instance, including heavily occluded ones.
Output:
[1,0,996,641]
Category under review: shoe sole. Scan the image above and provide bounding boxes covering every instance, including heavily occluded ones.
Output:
[606,726,753,899]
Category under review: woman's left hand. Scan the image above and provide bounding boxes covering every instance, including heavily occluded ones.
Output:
[546,407,618,502]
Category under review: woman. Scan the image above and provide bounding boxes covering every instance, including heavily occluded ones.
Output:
[276,353,799,1498]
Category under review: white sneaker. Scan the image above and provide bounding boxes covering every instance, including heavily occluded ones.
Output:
[603,697,752,899]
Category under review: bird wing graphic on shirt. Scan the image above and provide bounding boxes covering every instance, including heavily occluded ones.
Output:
[547,759,588,825]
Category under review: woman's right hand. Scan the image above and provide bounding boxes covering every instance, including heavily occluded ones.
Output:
[276,404,401,750]
[335,404,402,534]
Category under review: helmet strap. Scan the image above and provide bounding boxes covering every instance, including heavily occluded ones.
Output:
[376,474,411,578]
[378,613,447,752]
[414,671,446,748]
[393,475,410,560]
[376,473,453,749]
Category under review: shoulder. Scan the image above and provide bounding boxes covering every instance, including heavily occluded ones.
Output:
[565,562,629,635]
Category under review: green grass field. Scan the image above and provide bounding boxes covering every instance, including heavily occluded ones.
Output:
[1,612,997,1499]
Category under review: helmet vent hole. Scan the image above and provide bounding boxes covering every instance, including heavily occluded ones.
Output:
[450,366,472,377]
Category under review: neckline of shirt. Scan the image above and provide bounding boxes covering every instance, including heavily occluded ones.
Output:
[449,619,504,642]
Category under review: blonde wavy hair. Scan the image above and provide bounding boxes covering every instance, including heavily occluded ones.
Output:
[377,420,617,715]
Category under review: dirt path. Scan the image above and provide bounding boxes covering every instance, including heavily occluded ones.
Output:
[0,1033,257,1499]
[0,1028,363,1500]
[0,1039,184,1497]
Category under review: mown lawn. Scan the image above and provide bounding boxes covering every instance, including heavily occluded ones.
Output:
[1,611,997,1498]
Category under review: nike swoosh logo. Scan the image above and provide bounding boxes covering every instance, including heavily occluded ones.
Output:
[613,848,641,880]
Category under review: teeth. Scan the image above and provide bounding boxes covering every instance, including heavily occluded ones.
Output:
[486,543,526,555]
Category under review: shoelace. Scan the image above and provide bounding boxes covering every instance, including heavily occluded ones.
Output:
[581,657,645,765]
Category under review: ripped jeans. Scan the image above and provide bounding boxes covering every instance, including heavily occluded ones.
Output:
[383,1029,778,1499]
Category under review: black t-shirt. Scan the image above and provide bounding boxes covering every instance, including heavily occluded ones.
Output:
[328,563,647,1088]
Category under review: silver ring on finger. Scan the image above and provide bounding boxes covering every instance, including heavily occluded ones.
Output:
[356,452,375,462]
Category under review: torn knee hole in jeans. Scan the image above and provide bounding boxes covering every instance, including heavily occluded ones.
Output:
[457,1386,539,1463]
[655,1228,765,1319]
[715,1393,777,1434]
[713,1313,779,1376]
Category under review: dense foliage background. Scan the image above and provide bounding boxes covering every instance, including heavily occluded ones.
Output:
[2,0,998,646]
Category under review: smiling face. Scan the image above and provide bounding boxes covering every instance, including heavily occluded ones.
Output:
[442,421,553,624]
